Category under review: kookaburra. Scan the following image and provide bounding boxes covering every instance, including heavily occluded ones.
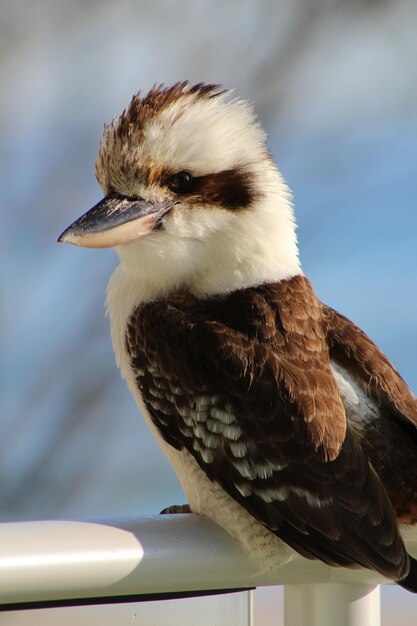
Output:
[59,82,417,591]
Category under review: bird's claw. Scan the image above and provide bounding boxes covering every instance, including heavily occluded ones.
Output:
[160,504,191,514]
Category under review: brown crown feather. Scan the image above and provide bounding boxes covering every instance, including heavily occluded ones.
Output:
[115,82,225,139]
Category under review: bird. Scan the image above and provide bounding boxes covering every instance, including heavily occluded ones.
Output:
[59,82,417,592]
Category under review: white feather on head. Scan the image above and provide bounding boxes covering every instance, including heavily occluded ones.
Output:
[96,82,301,301]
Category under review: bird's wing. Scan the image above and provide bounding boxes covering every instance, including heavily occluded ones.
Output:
[323,305,417,428]
[322,304,417,532]
[126,279,411,582]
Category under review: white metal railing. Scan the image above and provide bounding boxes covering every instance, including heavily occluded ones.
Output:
[0,514,416,625]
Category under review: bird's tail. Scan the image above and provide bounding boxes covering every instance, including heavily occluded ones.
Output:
[398,557,417,593]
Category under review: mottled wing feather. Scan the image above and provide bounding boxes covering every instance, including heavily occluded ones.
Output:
[126,277,411,581]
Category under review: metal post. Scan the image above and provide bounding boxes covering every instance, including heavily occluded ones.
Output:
[284,583,380,626]
[1,515,414,619]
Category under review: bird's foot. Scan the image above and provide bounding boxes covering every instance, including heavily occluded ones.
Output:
[160,504,191,514]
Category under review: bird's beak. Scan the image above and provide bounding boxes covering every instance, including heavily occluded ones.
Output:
[58,193,176,248]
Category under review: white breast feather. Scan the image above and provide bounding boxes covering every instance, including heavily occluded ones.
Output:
[106,266,294,573]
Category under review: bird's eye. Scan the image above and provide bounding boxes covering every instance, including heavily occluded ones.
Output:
[169,171,193,194]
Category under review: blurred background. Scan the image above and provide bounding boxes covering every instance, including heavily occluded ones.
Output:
[1,0,416,623]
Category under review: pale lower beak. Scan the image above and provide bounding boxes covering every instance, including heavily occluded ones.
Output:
[58,193,176,248]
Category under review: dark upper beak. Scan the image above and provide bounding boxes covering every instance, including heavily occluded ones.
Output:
[58,193,176,248]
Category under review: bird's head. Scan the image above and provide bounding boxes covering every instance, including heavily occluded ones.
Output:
[59,82,301,298]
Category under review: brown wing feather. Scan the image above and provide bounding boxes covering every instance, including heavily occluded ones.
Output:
[323,304,417,525]
[126,276,413,583]
[323,305,417,425]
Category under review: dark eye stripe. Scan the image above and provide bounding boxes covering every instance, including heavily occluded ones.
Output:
[151,165,257,210]
[190,167,257,210]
